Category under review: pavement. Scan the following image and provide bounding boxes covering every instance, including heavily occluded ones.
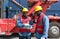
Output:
[0,34,60,39]
[0,37,60,39]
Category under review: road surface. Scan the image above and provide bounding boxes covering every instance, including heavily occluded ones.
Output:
[0,36,60,39]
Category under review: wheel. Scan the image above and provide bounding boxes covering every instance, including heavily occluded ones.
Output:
[48,22,60,38]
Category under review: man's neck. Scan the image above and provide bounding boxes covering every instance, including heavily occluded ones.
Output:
[22,15,27,19]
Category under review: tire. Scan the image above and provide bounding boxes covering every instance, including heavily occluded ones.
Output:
[48,22,60,38]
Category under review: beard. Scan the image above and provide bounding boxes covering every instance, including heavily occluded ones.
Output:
[37,12,41,16]
[23,14,27,18]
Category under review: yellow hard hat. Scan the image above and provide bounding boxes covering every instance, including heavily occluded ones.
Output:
[22,8,28,12]
[35,6,42,12]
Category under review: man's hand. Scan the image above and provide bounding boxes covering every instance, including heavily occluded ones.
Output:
[30,24,36,33]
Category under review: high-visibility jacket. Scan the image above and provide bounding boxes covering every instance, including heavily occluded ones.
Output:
[36,13,44,34]
[19,16,32,32]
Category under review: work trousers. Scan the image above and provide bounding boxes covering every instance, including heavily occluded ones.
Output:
[19,36,31,39]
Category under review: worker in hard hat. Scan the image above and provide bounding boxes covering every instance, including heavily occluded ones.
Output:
[16,8,33,39]
[34,6,49,39]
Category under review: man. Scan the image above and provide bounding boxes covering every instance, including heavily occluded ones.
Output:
[16,8,33,39]
[34,6,49,39]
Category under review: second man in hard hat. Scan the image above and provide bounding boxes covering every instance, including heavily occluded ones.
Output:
[16,8,33,39]
[34,6,49,39]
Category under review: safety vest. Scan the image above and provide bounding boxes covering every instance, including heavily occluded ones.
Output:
[19,16,31,32]
[36,13,44,34]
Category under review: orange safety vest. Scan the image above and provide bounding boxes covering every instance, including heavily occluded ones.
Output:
[36,13,44,34]
[19,16,31,32]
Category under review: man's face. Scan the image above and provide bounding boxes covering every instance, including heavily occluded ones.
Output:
[34,11,42,16]
[23,12,27,16]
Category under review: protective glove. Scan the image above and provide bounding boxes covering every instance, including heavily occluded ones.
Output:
[24,23,30,26]
[41,37,45,39]
[23,23,33,29]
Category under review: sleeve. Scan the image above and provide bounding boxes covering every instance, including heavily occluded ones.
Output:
[29,20,33,25]
[42,16,49,37]
[16,17,24,27]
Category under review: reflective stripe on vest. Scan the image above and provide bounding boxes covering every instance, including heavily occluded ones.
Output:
[36,13,44,34]
[19,16,31,32]
[19,28,31,32]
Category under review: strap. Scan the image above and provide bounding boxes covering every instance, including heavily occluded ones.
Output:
[37,13,44,26]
